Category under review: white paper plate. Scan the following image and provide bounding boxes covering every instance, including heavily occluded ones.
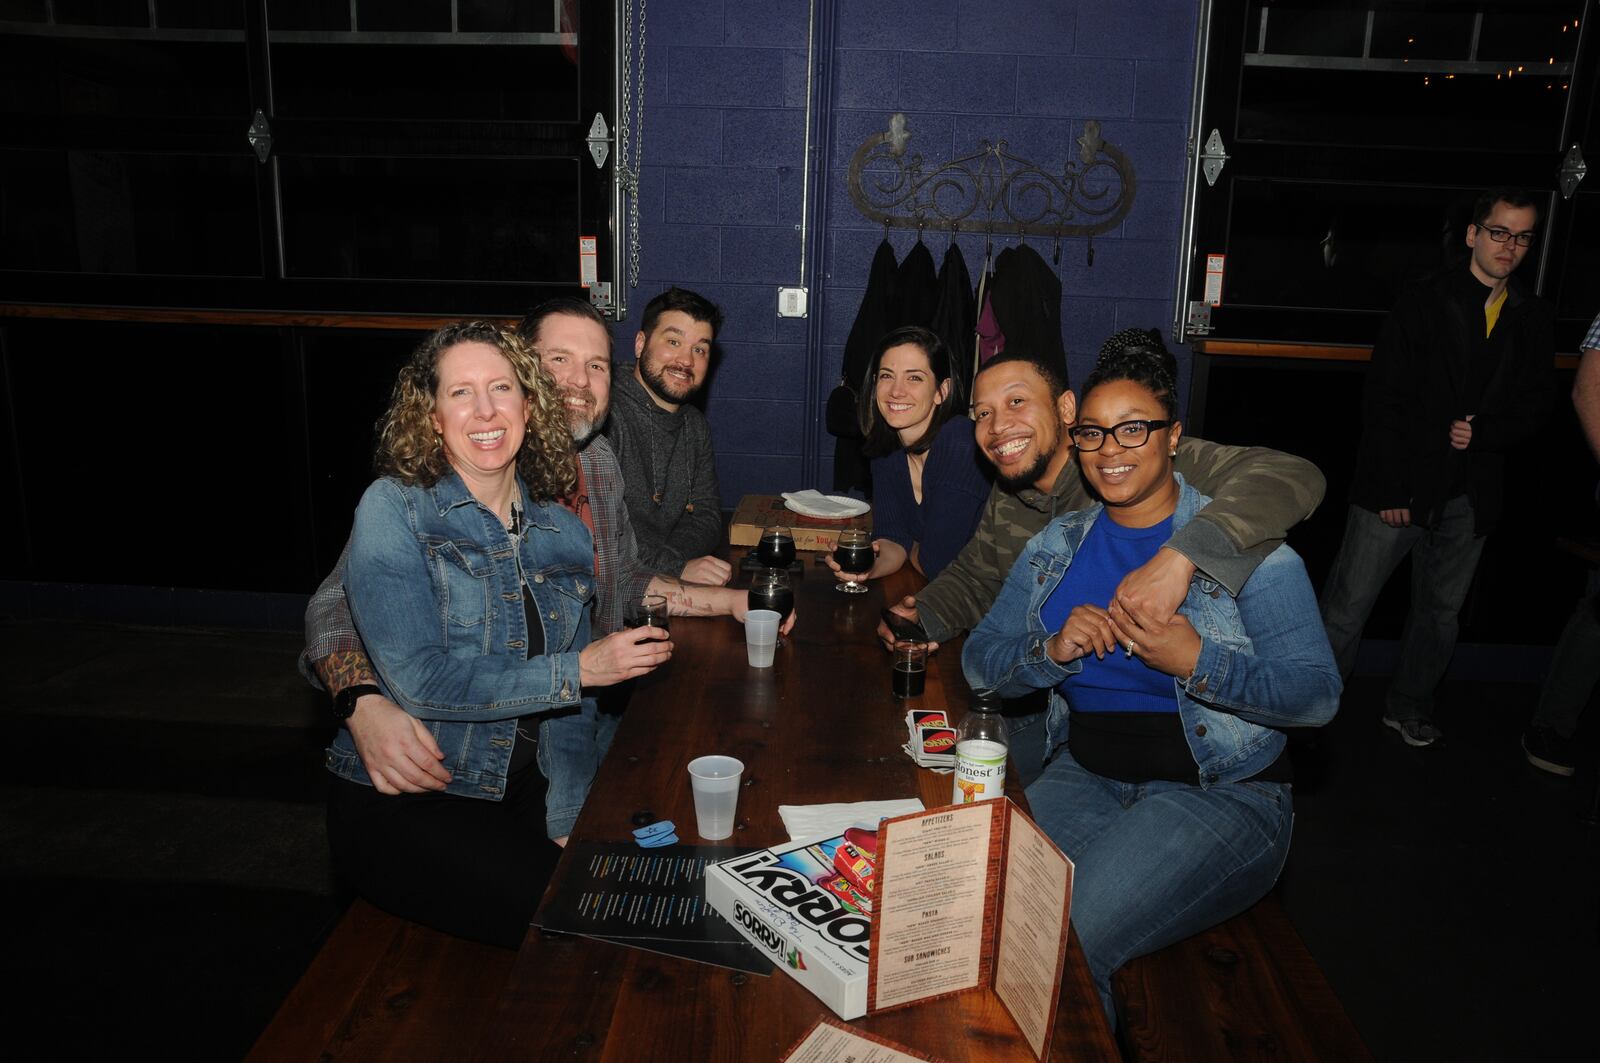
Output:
[781,492,870,519]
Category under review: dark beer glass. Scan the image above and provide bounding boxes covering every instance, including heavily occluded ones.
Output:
[833,529,873,595]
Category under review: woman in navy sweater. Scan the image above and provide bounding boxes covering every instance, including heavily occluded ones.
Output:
[829,326,992,584]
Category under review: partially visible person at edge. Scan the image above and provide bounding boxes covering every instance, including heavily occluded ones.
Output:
[1521,308,1600,776]
[302,300,791,803]
[963,336,1340,1024]
[328,321,669,948]
[605,286,731,586]
[879,327,1327,784]
[1318,187,1552,749]
[825,325,991,586]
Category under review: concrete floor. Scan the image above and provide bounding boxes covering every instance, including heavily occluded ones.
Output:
[2,619,1596,1060]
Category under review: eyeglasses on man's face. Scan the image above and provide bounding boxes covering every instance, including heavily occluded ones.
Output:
[1068,419,1173,452]
[1476,224,1536,248]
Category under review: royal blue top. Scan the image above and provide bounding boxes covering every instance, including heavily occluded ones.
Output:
[1039,514,1177,713]
[868,416,992,579]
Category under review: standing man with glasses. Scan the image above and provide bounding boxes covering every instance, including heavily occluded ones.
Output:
[1319,187,1553,747]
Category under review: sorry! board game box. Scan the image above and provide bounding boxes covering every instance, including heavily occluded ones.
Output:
[704,827,879,1019]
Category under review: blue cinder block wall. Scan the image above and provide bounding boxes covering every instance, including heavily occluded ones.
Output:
[613,0,1198,507]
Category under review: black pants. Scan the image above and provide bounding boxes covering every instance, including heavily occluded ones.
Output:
[326,760,560,949]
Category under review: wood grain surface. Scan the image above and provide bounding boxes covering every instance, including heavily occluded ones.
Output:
[472,561,1117,1063]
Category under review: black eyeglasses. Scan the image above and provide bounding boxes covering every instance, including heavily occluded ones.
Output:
[1476,225,1536,248]
[1068,419,1173,452]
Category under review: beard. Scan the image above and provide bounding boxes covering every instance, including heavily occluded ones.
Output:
[562,389,601,444]
[639,356,700,404]
[993,448,1054,490]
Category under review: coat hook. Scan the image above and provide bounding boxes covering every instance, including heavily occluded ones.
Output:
[1052,232,1061,266]
[1086,235,1095,267]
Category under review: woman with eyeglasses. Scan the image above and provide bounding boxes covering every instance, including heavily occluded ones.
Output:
[827,325,992,585]
[962,328,1341,1024]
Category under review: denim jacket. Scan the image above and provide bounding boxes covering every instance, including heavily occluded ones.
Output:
[328,471,599,838]
[962,478,1341,787]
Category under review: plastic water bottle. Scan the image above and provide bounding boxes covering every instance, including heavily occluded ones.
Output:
[952,690,1009,804]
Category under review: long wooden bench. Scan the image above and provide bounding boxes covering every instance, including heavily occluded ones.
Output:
[246,899,512,1062]
[1112,894,1371,1061]
[255,892,1366,1061]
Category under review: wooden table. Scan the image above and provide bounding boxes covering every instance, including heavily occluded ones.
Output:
[472,561,1118,1062]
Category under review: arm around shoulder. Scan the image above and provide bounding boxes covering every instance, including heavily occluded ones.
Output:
[1168,436,1325,594]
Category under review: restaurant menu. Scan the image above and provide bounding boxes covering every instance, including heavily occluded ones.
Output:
[778,1017,947,1063]
[536,841,774,974]
[867,800,1074,1062]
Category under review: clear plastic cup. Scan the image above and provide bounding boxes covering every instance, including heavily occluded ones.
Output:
[687,755,745,840]
[745,608,780,668]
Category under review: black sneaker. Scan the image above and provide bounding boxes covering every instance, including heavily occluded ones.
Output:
[1522,726,1576,777]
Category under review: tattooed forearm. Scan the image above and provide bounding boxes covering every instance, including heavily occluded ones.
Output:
[314,650,379,698]
[648,575,727,617]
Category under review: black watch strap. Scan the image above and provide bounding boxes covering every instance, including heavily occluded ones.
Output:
[334,683,382,721]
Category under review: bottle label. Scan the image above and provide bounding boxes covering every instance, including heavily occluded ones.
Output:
[952,738,1008,804]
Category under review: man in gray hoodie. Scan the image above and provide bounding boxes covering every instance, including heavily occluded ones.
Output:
[607,286,732,585]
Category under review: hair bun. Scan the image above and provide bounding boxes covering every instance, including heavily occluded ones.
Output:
[1094,327,1176,390]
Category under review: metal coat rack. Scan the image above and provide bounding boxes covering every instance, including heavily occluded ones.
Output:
[846,113,1137,258]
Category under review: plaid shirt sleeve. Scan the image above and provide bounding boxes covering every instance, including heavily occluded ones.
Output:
[1582,311,1600,353]
[581,438,657,635]
[299,538,362,688]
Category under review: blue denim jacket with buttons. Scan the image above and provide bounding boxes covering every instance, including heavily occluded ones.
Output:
[328,470,599,838]
[962,477,1341,787]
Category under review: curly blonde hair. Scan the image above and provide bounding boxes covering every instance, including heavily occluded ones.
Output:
[374,321,577,500]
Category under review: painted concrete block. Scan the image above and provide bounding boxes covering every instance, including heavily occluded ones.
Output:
[899,52,1018,114]
[665,167,781,226]
[725,0,810,45]
[955,0,1076,55]
[721,225,803,285]
[835,49,901,110]
[1018,56,1135,118]
[1133,58,1194,121]
[668,46,808,108]
[723,107,806,168]
[639,223,720,284]
[645,106,723,167]
[837,0,958,52]
[1074,0,1196,62]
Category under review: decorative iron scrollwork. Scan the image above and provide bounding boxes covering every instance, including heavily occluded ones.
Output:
[846,113,1136,239]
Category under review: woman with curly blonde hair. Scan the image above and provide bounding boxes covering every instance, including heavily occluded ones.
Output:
[328,321,672,948]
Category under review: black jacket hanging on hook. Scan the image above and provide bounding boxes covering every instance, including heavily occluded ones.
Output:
[830,238,900,493]
[928,243,975,402]
[989,243,1068,386]
[894,239,940,329]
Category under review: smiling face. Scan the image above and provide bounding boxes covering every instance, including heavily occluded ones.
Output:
[1466,200,1537,287]
[429,341,530,485]
[532,311,612,442]
[1074,378,1182,526]
[874,342,951,444]
[634,309,713,408]
[971,360,1077,492]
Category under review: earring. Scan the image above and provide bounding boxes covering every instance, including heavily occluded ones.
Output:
[1168,447,1177,457]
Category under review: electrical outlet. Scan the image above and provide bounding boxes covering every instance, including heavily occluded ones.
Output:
[777,286,808,318]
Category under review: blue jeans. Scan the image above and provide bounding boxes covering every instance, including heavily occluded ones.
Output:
[1318,497,1486,722]
[1025,749,1293,1024]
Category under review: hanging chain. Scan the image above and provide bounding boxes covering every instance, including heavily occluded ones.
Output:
[618,0,647,290]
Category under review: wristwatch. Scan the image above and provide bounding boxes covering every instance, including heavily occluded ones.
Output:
[334,683,382,721]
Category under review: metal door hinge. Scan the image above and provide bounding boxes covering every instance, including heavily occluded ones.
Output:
[1200,129,1229,187]
[1560,143,1586,200]
[1187,301,1214,335]
[589,282,613,310]
[587,113,611,169]
[247,110,272,163]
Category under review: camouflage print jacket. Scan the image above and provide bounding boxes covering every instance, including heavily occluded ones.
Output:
[914,436,1326,643]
